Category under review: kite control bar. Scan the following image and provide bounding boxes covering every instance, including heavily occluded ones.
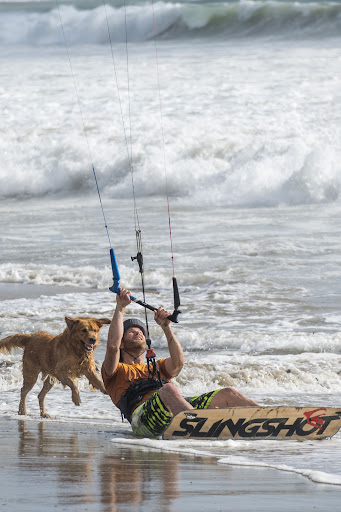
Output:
[109,248,181,323]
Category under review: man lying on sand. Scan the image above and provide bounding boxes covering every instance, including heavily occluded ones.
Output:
[102,288,257,438]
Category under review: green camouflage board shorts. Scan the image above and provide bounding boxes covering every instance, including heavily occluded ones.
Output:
[131,389,220,438]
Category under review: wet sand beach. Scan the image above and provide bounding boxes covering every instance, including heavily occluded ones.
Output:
[0,417,340,512]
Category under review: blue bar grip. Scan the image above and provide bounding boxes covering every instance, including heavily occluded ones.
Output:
[109,248,120,294]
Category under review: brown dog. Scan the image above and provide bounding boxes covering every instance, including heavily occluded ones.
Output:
[0,316,111,418]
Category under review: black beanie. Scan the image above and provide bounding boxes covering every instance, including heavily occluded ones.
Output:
[123,318,146,337]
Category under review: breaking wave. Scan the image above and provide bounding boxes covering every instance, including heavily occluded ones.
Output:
[1,1,341,45]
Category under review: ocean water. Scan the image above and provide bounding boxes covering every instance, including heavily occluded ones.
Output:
[1,0,341,487]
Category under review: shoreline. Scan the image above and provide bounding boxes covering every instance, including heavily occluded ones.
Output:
[0,417,340,511]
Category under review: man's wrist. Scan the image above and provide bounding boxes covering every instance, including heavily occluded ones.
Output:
[162,323,172,335]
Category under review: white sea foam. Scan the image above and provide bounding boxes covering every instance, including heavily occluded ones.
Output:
[1,34,340,206]
[0,262,108,288]
[110,436,341,486]
[218,456,341,486]
[1,335,340,400]
[176,352,341,398]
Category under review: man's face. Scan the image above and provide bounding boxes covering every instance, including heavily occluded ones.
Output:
[121,326,146,352]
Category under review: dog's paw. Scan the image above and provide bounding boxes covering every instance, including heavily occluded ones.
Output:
[72,395,81,406]
[40,412,51,419]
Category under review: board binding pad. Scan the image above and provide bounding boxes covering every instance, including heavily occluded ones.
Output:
[163,406,341,440]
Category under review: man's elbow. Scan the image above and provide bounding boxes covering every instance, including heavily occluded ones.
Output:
[172,358,185,377]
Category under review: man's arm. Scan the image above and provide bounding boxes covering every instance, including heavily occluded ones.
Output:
[103,288,131,377]
[155,307,185,378]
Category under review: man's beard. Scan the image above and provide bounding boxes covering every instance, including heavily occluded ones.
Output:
[122,338,147,355]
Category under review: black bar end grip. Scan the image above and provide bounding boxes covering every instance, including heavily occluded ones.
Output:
[172,277,181,309]
[167,309,181,323]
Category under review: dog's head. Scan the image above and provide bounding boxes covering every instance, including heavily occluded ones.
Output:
[65,317,111,354]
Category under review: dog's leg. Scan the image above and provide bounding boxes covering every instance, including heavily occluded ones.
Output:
[60,377,81,406]
[38,376,56,418]
[19,370,40,415]
[84,370,107,394]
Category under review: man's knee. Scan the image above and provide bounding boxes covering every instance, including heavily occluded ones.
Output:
[211,387,257,407]
[223,387,239,396]
[220,387,247,399]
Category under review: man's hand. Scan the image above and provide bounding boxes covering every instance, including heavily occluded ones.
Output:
[154,307,171,329]
[116,287,131,308]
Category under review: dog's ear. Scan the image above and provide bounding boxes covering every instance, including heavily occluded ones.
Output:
[96,318,111,328]
[65,317,78,329]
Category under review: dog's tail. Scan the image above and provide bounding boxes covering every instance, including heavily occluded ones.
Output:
[0,334,31,354]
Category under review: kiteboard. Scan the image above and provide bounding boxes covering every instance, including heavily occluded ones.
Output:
[163,406,341,440]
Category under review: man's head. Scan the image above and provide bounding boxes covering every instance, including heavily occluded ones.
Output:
[123,318,146,338]
[120,318,147,363]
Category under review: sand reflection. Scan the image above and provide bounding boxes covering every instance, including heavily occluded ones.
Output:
[99,450,180,512]
[17,420,179,511]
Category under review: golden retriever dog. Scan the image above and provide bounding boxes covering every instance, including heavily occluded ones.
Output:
[0,316,111,418]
